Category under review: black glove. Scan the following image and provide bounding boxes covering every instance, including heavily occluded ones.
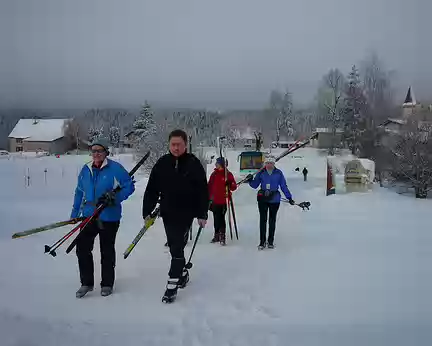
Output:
[245,174,254,182]
[288,198,295,205]
[97,191,117,207]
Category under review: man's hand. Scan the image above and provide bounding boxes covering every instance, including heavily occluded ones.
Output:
[197,219,207,228]
[288,198,296,205]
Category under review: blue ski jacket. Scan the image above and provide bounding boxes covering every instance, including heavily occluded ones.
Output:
[70,158,135,222]
[249,168,292,203]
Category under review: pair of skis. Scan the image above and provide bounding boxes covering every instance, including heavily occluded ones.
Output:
[123,205,160,259]
[12,218,84,239]
[12,151,151,257]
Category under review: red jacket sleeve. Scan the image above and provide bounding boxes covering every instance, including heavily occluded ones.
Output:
[228,171,237,192]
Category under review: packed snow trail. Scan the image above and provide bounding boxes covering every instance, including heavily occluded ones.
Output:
[1,150,432,346]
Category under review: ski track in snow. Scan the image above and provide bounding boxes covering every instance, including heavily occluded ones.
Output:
[1,149,432,345]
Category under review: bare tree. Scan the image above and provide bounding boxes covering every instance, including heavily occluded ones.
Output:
[361,52,394,128]
[254,131,263,151]
[269,89,294,144]
[357,52,394,160]
[323,69,345,155]
[389,121,432,198]
[63,118,89,152]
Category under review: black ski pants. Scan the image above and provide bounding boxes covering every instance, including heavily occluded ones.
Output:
[76,220,119,288]
[163,217,193,279]
[258,201,280,245]
[212,204,227,234]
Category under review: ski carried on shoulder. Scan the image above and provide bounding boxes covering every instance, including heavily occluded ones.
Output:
[43,151,150,257]
[64,151,151,255]
[237,132,319,185]
[123,206,160,259]
[12,217,85,239]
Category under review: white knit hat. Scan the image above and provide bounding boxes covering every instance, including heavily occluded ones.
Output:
[265,155,276,164]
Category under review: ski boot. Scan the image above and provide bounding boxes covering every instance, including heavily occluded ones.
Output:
[267,242,275,249]
[219,230,226,246]
[258,243,266,251]
[210,232,220,243]
[101,286,113,297]
[178,269,189,289]
[76,285,93,298]
[162,278,179,303]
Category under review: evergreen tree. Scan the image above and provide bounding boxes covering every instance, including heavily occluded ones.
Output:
[109,126,120,148]
[133,101,167,171]
[133,101,157,142]
[344,65,366,154]
[88,126,104,143]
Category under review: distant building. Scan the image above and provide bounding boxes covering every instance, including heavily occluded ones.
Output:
[8,118,71,154]
[312,128,344,149]
[379,86,432,146]
[238,127,257,149]
[123,130,137,148]
[402,86,421,119]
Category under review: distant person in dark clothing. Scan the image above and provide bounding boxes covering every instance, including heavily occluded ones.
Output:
[302,167,308,181]
[142,129,209,303]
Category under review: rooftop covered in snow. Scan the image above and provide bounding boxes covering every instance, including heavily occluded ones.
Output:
[8,118,69,142]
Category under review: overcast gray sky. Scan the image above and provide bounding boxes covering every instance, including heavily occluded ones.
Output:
[0,0,429,109]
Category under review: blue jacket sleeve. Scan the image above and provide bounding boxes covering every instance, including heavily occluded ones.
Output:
[71,169,84,218]
[278,171,292,199]
[249,171,262,189]
[115,164,135,203]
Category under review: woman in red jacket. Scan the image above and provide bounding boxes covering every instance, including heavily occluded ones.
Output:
[208,157,237,245]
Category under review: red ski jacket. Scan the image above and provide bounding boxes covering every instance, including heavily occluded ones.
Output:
[208,168,237,205]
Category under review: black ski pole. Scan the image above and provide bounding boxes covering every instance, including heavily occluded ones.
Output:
[229,194,239,240]
[184,226,204,269]
[44,215,92,256]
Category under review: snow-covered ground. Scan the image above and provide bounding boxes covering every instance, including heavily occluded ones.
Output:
[1,148,431,346]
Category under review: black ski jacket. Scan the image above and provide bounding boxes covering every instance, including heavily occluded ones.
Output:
[142,152,209,222]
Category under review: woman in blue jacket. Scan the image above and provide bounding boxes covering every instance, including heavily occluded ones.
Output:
[70,138,135,298]
[246,155,295,250]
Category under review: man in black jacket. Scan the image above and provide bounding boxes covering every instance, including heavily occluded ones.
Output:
[142,129,208,303]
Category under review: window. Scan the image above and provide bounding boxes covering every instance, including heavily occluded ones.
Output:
[16,138,23,144]
[16,147,23,152]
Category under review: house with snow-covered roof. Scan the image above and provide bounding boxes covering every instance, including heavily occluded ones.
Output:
[8,118,72,154]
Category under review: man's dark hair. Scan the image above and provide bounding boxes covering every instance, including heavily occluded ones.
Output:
[168,129,188,143]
